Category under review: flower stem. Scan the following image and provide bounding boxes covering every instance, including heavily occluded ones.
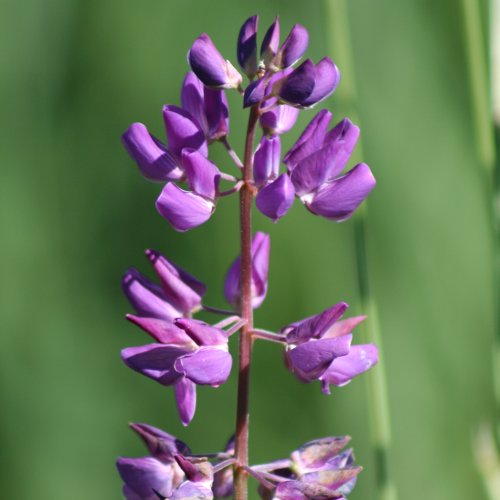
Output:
[234,105,259,500]
[324,2,397,499]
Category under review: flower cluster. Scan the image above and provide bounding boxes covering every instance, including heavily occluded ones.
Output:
[118,14,380,500]
[117,422,359,500]
[122,15,375,231]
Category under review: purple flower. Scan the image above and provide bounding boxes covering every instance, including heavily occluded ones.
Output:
[286,111,376,221]
[274,58,340,108]
[116,456,181,500]
[282,303,377,387]
[122,104,208,183]
[156,149,221,232]
[188,33,242,89]
[121,318,232,426]
[224,232,270,309]
[181,72,229,142]
[122,250,205,321]
[256,173,295,222]
[237,16,259,77]
[275,24,309,69]
[253,136,281,188]
[256,436,361,500]
[260,17,280,67]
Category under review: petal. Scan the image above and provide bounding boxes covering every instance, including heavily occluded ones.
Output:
[259,105,299,136]
[243,77,266,108]
[285,302,349,345]
[278,24,309,69]
[171,481,213,500]
[175,347,232,386]
[188,33,235,88]
[322,315,366,339]
[181,72,209,133]
[223,232,270,309]
[237,15,259,77]
[286,335,352,382]
[275,59,315,105]
[181,149,220,200]
[292,437,351,470]
[306,163,376,222]
[260,17,280,66]
[250,232,271,308]
[321,344,378,390]
[256,174,295,222]
[122,268,180,321]
[204,88,229,141]
[253,135,281,187]
[145,249,206,314]
[174,378,197,426]
[274,480,331,500]
[174,318,228,346]
[301,58,340,108]
[301,467,362,493]
[323,119,360,177]
[122,123,182,182]
[117,456,175,499]
[283,109,332,169]
[156,183,214,232]
[129,422,191,460]
[163,105,207,159]
[121,344,189,385]
[126,315,195,346]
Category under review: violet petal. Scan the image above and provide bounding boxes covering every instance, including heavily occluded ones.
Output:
[278,24,309,69]
[174,318,228,347]
[306,163,376,222]
[260,105,299,136]
[256,174,295,222]
[204,88,229,141]
[253,135,281,187]
[156,183,214,232]
[174,378,197,426]
[276,59,315,105]
[126,315,195,346]
[121,344,189,385]
[122,268,180,321]
[122,123,182,182]
[261,17,280,66]
[283,109,332,169]
[243,77,266,108]
[301,57,340,108]
[175,347,232,386]
[163,105,207,159]
[237,15,259,77]
[117,456,175,500]
[182,149,220,200]
[322,315,366,340]
[145,249,206,314]
[171,481,213,500]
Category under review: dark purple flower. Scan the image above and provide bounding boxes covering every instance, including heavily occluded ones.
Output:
[237,16,259,77]
[275,58,340,108]
[116,456,181,500]
[181,72,229,142]
[224,232,270,309]
[243,77,267,108]
[188,33,242,89]
[156,149,221,232]
[121,318,232,426]
[285,112,375,221]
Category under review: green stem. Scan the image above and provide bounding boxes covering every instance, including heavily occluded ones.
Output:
[324,2,397,499]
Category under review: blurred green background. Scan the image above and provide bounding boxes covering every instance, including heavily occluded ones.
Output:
[0,0,496,498]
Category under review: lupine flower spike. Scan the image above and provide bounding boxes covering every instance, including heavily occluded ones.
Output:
[119,14,380,500]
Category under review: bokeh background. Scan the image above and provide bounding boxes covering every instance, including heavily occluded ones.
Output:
[0,0,496,498]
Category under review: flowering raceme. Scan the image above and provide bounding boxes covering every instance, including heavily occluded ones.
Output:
[118,14,380,500]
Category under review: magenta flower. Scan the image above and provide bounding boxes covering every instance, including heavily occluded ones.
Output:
[224,232,270,309]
